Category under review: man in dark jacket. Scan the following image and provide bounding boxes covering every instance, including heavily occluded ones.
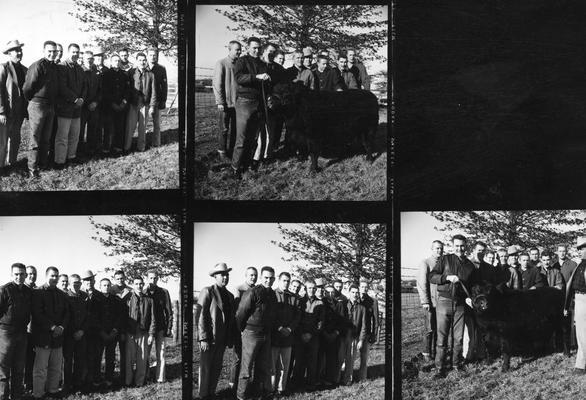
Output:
[54,43,87,167]
[98,278,123,388]
[31,267,70,399]
[346,49,370,90]
[342,285,367,385]
[358,279,379,381]
[235,266,277,400]
[313,55,344,92]
[0,263,32,400]
[24,266,37,392]
[336,54,359,90]
[198,263,236,400]
[291,280,324,390]
[125,52,157,153]
[22,41,59,177]
[0,40,27,174]
[147,49,167,148]
[110,270,131,384]
[102,54,129,155]
[93,49,108,156]
[519,252,546,290]
[125,276,155,387]
[145,269,173,383]
[81,270,105,389]
[429,234,476,378]
[556,244,578,354]
[270,272,300,395]
[63,274,87,393]
[79,50,102,158]
[230,37,270,178]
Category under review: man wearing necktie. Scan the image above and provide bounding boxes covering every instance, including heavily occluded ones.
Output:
[31,267,69,399]
[198,263,236,400]
[125,52,157,153]
[125,276,155,387]
[0,40,28,175]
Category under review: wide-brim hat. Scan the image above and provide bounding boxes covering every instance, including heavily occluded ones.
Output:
[506,245,519,256]
[93,47,105,56]
[80,269,96,280]
[3,40,24,55]
[302,47,313,57]
[315,278,325,287]
[209,263,231,277]
[577,237,586,250]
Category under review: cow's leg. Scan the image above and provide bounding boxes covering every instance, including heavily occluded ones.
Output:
[362,121,376,162]
[308,139,321,173]
[501,338,511,372]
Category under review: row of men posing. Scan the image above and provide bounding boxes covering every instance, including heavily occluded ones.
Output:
[0,40,168,178]
[0,264,173,400]
[417,236,585,378]
[212,37,371,176]
[196,264,380,400]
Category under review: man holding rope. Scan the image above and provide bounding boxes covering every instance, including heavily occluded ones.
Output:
[429,234,477,379]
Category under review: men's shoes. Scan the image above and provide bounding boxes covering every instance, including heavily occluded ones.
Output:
[250,160,260,172]
[225,168,242,180]
[46,390,65,398]
[28,169,40,178]
[433,370,447,379]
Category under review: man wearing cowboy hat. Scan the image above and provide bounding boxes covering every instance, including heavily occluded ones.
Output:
[81,269,107,389]
[62,274,88,394]
[0,40,27,175]
[496,245,521,290]
[564,237,586,374]
[31,266,69,399]
[198,263,236,400]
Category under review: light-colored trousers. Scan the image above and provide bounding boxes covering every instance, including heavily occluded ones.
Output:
[358,340,370,380]
[343,338,368,384]
[0,115,24,167]
[125,102,149,152]
[146,330,166,382]
[152,108,161,147]
[271,346,291,392]
[33,346,63,398]
[125,332,149,387]
[55,117,81,164]
[575,293,586,369]
[198,342,226,398]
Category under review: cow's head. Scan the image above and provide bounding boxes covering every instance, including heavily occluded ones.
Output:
[269,81,307,113]
[470,282,505,315]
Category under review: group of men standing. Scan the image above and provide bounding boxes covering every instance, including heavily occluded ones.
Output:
[196,264,380,400]
[0,264,173,400]
[211,37,371,179]
[417,234,586,378]
[0,39,168,178]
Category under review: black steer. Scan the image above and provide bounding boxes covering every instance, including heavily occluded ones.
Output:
[470,282,564,372]
[269,82,379,172]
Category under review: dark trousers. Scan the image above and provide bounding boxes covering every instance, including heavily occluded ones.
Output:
[231,97,261,172]
[104,109,126,151]
[117,336,127,384]
[27,102,55,172]
[238,329,271,400]
[24,333,33,391]
[86,334,102,384]
[229,334,242,388]
[47,112,58,165]
[291,334,319,387]
[270,113,284,155]
[99,338,117,382]
[563,305,577,352]
[0,330,26,400]
[464,310,485,361]
[319,334,339,383]
[217,107,236,155]
[63,334,87,389]
[198,342,226,398]
[423,306,437,358]
[435,298,465,371]
[80,107,101,155]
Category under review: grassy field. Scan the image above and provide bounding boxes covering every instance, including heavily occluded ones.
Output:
[58,340,182,400]
[194,341,386,399]
[195,93,387,201]
[401,292,586,400]
[0,112,178,191]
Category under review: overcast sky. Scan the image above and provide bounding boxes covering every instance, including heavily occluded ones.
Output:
[194,223,317,293]
[195,5,388,74]
[0,216,179,301]
[0,0,176,78]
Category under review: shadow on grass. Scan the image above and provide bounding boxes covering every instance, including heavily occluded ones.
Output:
[365,363,386,380]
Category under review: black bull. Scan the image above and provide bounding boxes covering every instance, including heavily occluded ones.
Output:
[268,82,379,172]
[470,283,564,372]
